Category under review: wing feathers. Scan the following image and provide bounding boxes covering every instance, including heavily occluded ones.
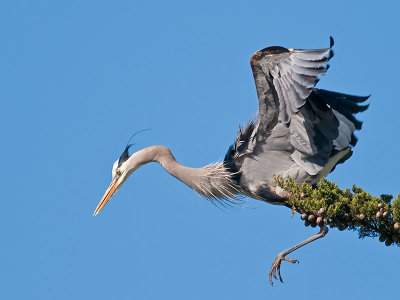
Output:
[251,38,334,126]
[291,72,317,88]
[291,64,328,77]
[292,50,334,68]
[226,38,369,197]
[290,48,331,60]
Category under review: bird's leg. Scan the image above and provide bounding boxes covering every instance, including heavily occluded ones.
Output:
[269,225,328,285]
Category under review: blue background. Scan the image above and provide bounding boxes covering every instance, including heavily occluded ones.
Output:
[1,1,399,299]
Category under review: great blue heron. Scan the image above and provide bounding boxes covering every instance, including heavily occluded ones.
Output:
[94,37,369,285]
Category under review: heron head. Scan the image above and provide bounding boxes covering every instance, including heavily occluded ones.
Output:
[93,144,138,216]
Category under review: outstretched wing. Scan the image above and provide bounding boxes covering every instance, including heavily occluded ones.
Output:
[250,37,334,128]
[224,39,369,202]
[244,38,338,177]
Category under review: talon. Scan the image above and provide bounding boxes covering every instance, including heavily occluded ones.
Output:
[269,255,299,285]
[277,263,283,282]
[282,257,298,264]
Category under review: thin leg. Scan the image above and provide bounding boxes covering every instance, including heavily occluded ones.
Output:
[269,225,329,285]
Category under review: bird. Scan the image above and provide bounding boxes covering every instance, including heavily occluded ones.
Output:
[94,37,369,285]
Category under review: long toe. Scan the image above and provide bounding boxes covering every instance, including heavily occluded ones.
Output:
[269,256,299,285]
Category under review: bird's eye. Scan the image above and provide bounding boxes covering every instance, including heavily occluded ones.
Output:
[116,169,122,176]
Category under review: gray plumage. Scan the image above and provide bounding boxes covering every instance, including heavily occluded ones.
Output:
[97,37,368,210]
[95,38,369,284]
[224,37,368,205]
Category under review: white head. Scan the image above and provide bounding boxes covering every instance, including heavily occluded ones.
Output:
[93,145,140,216]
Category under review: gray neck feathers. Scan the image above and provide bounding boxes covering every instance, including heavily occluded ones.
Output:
[135,145,240,202]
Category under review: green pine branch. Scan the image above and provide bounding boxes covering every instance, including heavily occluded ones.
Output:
[275,176,400,247]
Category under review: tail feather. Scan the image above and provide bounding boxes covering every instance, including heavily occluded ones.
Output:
[312,88,369,176]
[313,88,369,130]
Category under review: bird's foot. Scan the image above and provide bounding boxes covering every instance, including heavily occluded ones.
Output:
[269,254,298,285]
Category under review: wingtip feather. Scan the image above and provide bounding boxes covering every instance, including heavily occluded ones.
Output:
[329,36,334,48]
[328,49,334,60]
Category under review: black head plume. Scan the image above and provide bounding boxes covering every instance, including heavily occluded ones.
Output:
[117,129,151,168]
[117,144,133,168]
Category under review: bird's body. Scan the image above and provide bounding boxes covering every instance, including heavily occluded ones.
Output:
[94,38,369,284]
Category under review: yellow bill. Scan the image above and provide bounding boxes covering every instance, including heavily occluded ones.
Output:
[93,178,120,216]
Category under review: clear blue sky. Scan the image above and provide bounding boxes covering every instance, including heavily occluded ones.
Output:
[1,1,399,299]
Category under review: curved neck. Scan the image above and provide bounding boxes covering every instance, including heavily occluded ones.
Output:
[138,145,201,189]
[129,145,239,200]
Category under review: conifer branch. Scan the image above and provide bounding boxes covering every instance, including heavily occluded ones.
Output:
[275,176,400,246]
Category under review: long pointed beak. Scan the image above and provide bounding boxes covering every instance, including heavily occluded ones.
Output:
[93,178,120,216]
